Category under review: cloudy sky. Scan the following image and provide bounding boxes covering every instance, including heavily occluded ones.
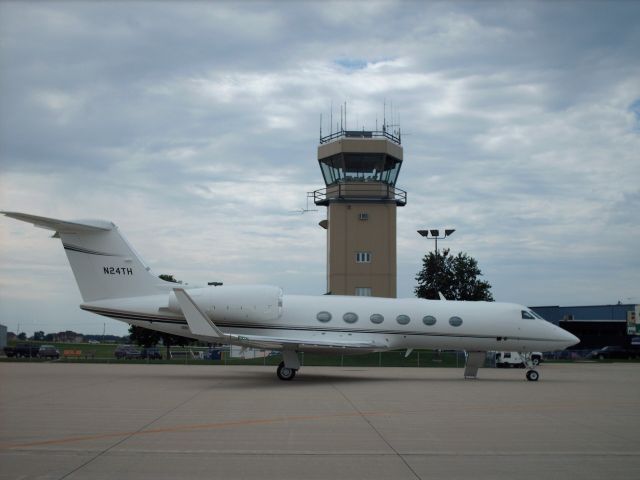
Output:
[1,1,639,337]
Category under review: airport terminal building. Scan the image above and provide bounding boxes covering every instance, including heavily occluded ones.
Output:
[531,304,639,350]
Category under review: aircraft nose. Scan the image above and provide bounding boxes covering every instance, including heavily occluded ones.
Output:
[560,329,580,348]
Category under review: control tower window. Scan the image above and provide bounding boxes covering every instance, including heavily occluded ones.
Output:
[343,153,385,182]
[319,153,402,186]
[382,158,402,185]
[320,160,341,184]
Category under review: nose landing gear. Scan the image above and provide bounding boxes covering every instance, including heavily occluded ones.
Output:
[522,352,540,381]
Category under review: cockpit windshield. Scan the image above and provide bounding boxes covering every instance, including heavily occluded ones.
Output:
[521,309,546,320]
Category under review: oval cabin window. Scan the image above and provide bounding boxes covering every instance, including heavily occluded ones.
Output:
[343,312,358,323]
[396,315,410,325]
[316,311,332,323]
[422,315,437,326]
[370,314,384,324]
[449,316,463,327]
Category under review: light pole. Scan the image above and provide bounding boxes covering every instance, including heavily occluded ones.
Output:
[417,229,455,298]
[417,229,455,254]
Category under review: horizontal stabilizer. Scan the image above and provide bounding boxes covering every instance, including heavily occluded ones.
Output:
[1,211,112,233]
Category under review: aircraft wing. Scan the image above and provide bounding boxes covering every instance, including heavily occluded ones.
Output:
[222,333,386,351]
[173,288,387,351]
[173,288,225,339]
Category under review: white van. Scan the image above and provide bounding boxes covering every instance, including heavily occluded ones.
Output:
[495,351,543,368]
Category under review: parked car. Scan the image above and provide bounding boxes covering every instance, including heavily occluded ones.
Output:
[588,346,638,360]
[114,345,142,360]
[3,343,40,358]
[141,347,162,360]
[38,345,60,360]
[495,351,543,368]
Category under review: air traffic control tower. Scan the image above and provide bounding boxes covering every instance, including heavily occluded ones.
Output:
[311,128,406,298]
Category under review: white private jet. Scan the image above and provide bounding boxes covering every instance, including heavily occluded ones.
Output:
[2,212,579,381]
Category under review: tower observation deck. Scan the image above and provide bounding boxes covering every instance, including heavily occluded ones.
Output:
[312,128,406,298]
[311,129,406,207]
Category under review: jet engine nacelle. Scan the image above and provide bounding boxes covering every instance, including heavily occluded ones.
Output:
[168,284,283,322]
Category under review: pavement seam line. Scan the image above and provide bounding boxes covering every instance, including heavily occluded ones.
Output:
[55,380,222,480]
[331,382,422,480]
[3,411,390,450]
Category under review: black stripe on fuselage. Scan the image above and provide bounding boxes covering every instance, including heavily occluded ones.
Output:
[80,305,567,343]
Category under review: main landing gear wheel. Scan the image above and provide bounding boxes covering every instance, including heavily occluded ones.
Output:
[277,361,297,381]
[526,369,539,382]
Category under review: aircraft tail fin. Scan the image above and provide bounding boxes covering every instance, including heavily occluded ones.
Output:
[2,211,169,302]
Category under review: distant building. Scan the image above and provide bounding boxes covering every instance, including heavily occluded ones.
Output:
[0,324,6,351]
[531,304,640,350]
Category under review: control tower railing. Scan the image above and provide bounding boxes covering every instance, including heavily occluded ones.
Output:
[311,182,407,207]
[320,129,401,145]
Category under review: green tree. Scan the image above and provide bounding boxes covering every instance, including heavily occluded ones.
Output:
[128,326,161,348]
[128,325,195,350]
[128,274,195,357]
[32,330,45,341]
[415,248,494,301]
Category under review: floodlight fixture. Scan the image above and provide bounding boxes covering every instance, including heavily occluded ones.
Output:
[418,227,456,255]
[417,227,456,298]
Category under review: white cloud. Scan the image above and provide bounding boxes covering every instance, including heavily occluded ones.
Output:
[1,1,639,336]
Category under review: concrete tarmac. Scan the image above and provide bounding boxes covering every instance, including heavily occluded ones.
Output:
[1,362,639,480]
